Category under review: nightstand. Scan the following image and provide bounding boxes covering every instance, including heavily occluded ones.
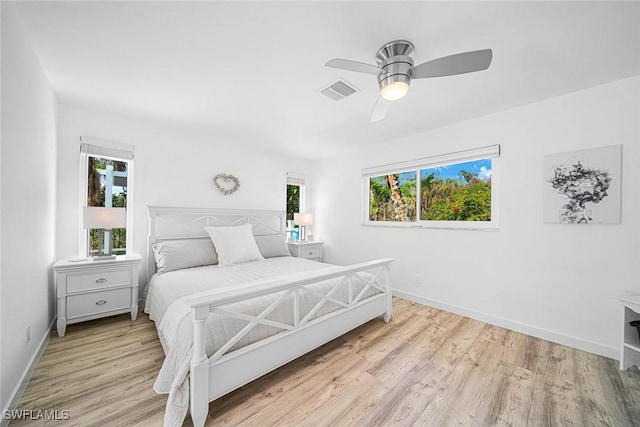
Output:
[54,254,142,337]
[287,240,323,262]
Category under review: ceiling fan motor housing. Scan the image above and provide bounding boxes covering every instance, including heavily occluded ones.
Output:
[376,40,415,95]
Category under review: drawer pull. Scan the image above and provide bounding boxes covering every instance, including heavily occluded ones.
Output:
[96,278,107,283]
[95,300,107,305]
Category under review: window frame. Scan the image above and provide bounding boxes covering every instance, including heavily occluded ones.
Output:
[78,137,135,257]
[362,145,500,231]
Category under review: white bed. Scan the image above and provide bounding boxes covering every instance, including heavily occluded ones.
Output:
[144,206,394,427]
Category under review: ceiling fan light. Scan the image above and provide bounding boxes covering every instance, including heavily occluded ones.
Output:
[380,81,409,101]
[379,75,410,101]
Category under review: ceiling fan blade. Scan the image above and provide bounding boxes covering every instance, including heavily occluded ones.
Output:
[411,49,492,79]
[325,58,381,76]
[370,96,390,122]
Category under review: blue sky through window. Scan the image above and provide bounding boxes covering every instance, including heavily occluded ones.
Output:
[421,159,492,182]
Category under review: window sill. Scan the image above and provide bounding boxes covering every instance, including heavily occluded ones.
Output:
[361,221,499,231]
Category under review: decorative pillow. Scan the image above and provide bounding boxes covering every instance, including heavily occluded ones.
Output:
[204,223,265,268]
[255,235,291,258]
[153,239,218,274]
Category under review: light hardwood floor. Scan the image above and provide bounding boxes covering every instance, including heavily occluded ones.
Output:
[13,298,640,426]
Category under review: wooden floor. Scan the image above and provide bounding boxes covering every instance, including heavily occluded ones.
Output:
[14,298,640,426]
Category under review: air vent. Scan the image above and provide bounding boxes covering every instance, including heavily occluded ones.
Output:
[320,79,359,101]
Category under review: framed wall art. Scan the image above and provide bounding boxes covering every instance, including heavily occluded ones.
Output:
[543,145,621,224]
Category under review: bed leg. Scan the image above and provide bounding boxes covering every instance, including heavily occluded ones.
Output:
[191,306,209,427]
[384,300,393,323]
[190,363,208,427]
[383,267,393,323]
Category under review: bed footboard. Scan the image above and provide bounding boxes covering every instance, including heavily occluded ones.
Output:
[188,257,394,427]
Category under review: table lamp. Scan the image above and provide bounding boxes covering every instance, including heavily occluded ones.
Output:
[293,212,313,241]
[83,206,126,260]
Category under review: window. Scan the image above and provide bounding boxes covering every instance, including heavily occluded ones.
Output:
[369,171,417,222]
[80,138,134,256]
[286,173,306,221]
[364,145,499,230]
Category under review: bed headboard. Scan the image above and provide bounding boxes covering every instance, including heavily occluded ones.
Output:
[145,205,285,280]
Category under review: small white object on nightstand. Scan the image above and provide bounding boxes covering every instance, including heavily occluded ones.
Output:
[54,254,142,337]
[287,240,323,262]
[619,295,640,370]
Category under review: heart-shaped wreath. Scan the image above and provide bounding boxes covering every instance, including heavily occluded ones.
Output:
[213,173,240,196]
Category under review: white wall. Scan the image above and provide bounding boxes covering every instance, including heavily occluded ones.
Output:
[0,3,57,414]
[313,75,640,359]
[56,101,313,282]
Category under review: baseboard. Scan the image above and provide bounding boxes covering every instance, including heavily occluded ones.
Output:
[1,318,54,427]
[393,289,619,360]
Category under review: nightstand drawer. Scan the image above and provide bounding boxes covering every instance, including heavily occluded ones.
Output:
[67,288,131,319]
[301,248,322,259]
[288,241,324,262]
[67,269,131,293]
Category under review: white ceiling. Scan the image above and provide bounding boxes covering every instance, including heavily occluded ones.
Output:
[12,1,640,159]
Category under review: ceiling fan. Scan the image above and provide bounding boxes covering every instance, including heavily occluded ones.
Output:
[325,40,492,122]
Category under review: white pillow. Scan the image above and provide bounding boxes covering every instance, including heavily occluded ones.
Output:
[255,235,291,258]
[204,223,265,268]
[153,239,218,274]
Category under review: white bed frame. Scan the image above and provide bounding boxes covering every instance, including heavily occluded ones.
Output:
[146,206,394,427]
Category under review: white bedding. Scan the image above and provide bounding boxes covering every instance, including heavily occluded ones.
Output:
[144,256,333,335]
[144,256,379,427]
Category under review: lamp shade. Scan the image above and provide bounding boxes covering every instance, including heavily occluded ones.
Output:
[380,75,410,101]
[293,212,313,226]
[83,207,126,229]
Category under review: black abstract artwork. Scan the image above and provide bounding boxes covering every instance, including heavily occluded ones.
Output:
[547,161,612,224]
[543,145,621,224]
